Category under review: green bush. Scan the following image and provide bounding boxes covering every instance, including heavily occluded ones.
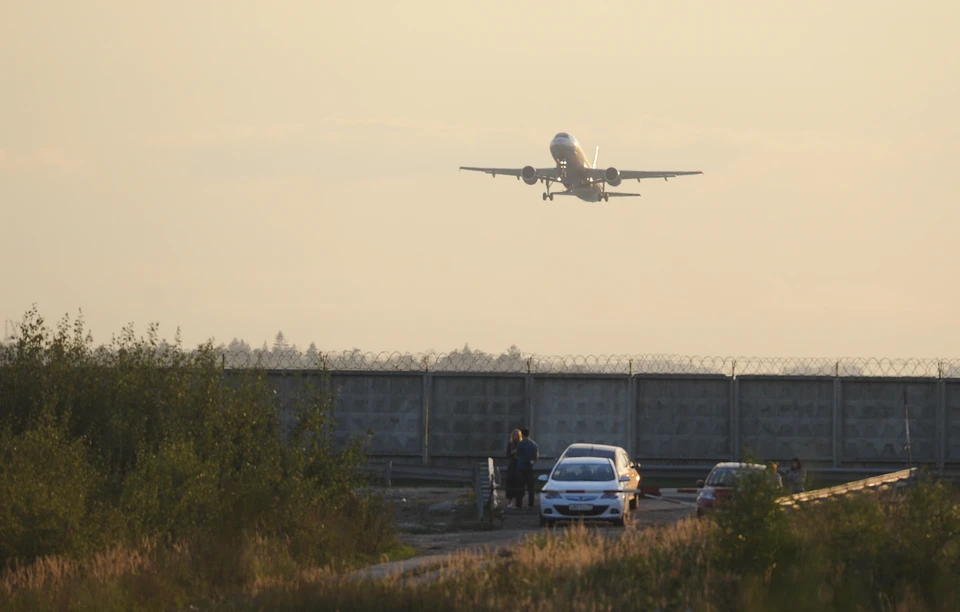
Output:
[710,466,794,579]
[0,423,102,562]
[0,307,396,574]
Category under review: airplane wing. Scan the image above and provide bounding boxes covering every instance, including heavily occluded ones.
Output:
[551,191,641,198]
[585,168,703,182]
[459,166,561,180]
[619,170,702,181]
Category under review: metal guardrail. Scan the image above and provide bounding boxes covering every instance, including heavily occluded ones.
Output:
[776,467,918,508]
[359,460,939,486]
[358,462,474,484]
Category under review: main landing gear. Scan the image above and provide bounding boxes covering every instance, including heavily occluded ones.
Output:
[597,193,609,202]
[543,180,555,201]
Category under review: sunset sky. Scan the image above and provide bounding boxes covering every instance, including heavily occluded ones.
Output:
[2,1,958,357]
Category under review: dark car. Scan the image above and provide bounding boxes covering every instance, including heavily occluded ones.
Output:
[695,462,776,518]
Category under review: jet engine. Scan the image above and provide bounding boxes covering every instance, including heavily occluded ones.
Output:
[604,167,621,187]
[521,165,538,185]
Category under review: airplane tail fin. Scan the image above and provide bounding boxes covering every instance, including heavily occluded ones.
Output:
[592,146,599,169]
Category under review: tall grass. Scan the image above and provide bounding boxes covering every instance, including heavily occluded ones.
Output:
[246,477,956,612]
[0,308,404,609]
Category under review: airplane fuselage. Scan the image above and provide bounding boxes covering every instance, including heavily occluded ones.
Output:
[549,133,603,202]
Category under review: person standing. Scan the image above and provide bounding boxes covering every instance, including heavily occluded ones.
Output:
[505,429,522,508]
[767,461,783,489]
[515,428,539,509]
[785,457,806,494]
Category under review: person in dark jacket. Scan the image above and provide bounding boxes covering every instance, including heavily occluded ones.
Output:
[515,429,539,509]
[505,429,522,508]
[785,457,806,494]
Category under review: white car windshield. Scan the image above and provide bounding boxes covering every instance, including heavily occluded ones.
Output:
[551,462,615,482]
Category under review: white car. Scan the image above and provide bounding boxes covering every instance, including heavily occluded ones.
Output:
[538,456,632,527]
[556,443,642,510]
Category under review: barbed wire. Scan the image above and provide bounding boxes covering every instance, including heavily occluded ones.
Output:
[218,350,960,378]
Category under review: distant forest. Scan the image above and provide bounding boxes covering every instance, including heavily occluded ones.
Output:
[3,320,955,376]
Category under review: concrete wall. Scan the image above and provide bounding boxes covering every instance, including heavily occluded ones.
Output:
[947,381,960,463]
[328,373,423,456]
[428,375,526,457]
[635,377,730,461]
[738,377,834,462]
[532,376,630,459]
[841,380,938,463]
[253,370,960,468]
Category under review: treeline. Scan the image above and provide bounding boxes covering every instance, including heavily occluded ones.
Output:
[0,308,398,582]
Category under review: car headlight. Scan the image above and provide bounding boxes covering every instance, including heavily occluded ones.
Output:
[601,491,620,499]
[699,490,715,501]
[542,491,560,500]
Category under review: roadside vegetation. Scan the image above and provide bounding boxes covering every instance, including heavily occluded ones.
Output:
[252,473,959,611]
[0,308,408,610]
[3,308,959,610]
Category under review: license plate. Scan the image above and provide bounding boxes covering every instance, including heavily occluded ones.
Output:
[568,504,593,511]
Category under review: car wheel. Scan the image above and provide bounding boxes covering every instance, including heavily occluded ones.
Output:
[613,516,626,528]
[629,495,638,510]
[539,516,550,528]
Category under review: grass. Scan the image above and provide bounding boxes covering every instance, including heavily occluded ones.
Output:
[5,478,958,610]
[0,533,418,611]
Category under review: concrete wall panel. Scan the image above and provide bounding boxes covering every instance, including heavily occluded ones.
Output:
[329,374,423,455]
[738,378,834,461]
[635,377,730,460]
[841,380,937,462]
[532,377,629,459]
[428,376,527,456]
[946,382,960,462]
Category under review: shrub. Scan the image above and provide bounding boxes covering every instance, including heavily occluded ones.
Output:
[0,423,101,562]
[710,465,794,578]
[0,307,397,576]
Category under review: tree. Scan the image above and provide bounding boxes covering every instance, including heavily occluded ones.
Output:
[226,338,252,354]
[305,342,319,366]
[273,331,289,354]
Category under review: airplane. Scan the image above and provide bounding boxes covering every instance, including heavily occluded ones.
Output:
[459,132,702,202]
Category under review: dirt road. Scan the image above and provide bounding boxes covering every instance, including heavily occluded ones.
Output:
[354,486,695,580]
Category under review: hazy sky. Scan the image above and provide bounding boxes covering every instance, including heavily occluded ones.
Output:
[2,1,959,357]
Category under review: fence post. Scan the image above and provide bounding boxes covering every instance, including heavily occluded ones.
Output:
[525,374,535,433]
[938,379,946,470]
[422,373,431,465]
[729,376,740,461]
[833,377,842,468]
[626,374,636,458]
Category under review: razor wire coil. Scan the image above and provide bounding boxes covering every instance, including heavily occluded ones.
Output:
[218,350,960,378]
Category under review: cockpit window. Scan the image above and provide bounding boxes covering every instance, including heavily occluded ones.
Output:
[555,132,569,139]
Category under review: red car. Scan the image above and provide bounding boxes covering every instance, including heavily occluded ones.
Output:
[695,462,773,518]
